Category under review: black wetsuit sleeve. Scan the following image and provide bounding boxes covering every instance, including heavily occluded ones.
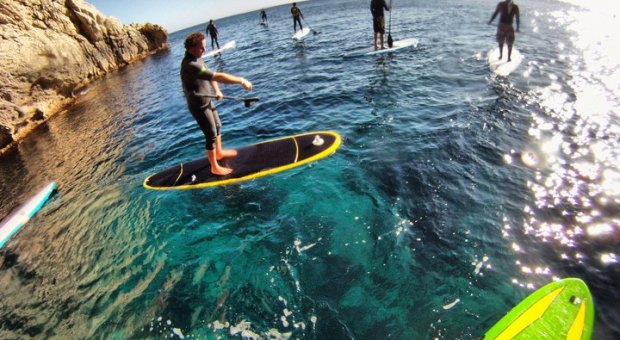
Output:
[489,3,500,24]
[192,62,214,81]
[515,6,520,29]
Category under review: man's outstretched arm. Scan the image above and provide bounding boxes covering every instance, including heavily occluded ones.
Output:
[488,3,500,24]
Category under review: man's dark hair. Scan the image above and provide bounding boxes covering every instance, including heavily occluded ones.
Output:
[184,32,205,50]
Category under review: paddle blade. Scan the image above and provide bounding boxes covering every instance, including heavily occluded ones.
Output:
[243,98,259,107]
[387,34,393,48]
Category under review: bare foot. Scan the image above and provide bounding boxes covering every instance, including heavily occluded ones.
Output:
[216,149,238,160]
[211,166,233,176]
[498,54,503,60]
[374,45,378,50]
[507,58,512,62]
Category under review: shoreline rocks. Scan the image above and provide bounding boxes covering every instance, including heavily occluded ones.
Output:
[0,0,168,153]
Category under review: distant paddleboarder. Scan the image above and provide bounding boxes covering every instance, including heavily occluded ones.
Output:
[260,9,268,25]
[180,32,253,175]
[488,0,520,61]
[206,20,220,50]
[370,0,390,50]
[291,3,304,33]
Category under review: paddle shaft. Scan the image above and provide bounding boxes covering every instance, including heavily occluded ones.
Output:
[302,18,318,34]
[195,93,259,107]
[388,0,393,47]
[204,95,252,101]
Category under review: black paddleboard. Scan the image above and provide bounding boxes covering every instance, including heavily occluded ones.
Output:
[144,131,341,190]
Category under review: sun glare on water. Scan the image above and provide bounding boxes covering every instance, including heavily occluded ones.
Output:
[507,0,620,288]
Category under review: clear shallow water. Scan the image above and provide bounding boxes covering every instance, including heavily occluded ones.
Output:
[1,0,619,338]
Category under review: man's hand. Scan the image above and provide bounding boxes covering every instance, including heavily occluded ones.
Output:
[240,78,253,91]
[214,90,224,100]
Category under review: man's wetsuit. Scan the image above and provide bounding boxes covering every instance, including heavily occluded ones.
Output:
[261,10,267,23]
[291,6,303,32]
[370,0,390,34]
[180,52,220,150]
[206,23,220,49]
[489,1,520,45]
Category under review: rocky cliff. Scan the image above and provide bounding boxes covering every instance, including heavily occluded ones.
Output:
[0,0,168,152]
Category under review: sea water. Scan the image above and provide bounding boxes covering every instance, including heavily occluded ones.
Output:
[0,0,618,338]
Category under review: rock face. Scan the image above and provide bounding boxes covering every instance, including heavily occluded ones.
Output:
[0,0,168,152]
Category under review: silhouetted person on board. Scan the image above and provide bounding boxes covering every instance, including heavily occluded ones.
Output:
[180,32,253,175]
[206,20,220,50]
[291,3,304,33]
[260,9,268,25]
[370,0,390,50]
[488,0,520,61]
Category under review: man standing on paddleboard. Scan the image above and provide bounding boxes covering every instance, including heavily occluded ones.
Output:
[370,0,390,50]
[291,3,304,33]
[180,32,253,176]
[488,0,520,62]
[206,20,220,50]
[260,9,268,25]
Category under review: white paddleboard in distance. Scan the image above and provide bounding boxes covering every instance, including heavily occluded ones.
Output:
[292,27,311,41]
[344,38,419,58]
[204,40,236,57]
[367,38,419,55]
[487,47,523,76]
[0,181,56,249]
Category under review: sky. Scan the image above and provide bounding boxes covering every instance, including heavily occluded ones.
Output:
[88,0,301,33]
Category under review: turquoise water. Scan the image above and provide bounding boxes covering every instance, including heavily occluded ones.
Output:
[1,0,619,338]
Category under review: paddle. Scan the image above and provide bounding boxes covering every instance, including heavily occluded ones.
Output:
[303,18,319,35]
[387,0,393,48]
[195,94,259,107]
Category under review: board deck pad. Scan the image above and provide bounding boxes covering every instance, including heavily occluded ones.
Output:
[366,38,419,55]
[344,38,419,58]
[292,27,311,41]
[144,131,341,190]
[487,46,523,76]
[484,278,594,340]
